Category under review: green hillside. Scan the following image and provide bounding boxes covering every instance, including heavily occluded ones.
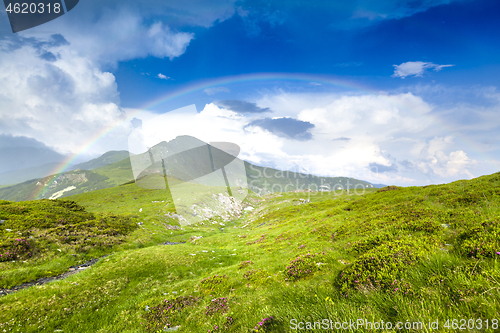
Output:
[70,150,130,171]
[0,171,499,332]
[0,150,378,202]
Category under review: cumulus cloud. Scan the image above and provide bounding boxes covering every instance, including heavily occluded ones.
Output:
[245,117,315,141]
[216,100,272,114]
[0,1,241,160]
[0,34,131,156]
[124,88,494,186]
[157,73,170,80]
[412,136,476,178]
[393,61,454,78]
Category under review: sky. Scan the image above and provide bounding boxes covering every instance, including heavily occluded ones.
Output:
[0,0,499,186]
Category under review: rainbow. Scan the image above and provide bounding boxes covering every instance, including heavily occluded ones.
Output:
[31,72,491,199]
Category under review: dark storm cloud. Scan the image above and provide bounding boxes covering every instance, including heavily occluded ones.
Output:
[245,117,315,141]
[369,162,398,173]
[216,100,272,114]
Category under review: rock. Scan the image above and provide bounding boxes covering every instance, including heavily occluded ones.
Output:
[137,222,143,226]
[5,229,12,232]
[189,236,203,243]
[0,220,5,224]
[244,206,254,211]
[164,326,180,331]
[163,224,180,230]
[163,241,184,245]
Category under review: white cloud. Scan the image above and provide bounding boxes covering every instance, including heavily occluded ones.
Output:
[13,0,239,67]
[393,61,454,78]
[0,36,131,156]
[124,92,482,186]
[157,73,170,80]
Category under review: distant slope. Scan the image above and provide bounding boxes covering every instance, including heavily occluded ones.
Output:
[0,170,115,201]
[0,147,380,201]
[69,150,130,171]
[244,162,375,194]
[91,156,135,186]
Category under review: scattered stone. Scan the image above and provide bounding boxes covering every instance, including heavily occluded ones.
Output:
[163,241,185,245]
[0,220,5,224]
[163,224,180,230]
[164,326,180,331]
[189,236,203,243]
[164,213,187,222]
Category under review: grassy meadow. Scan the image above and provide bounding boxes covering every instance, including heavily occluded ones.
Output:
[0,172,499,332]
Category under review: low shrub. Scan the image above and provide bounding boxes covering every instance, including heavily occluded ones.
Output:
[456,221,500,258]
[238,260,253,269]
[338,237,436,293]
[243,268,270,284]
[205,297,229,316]
[252,316,276,332]
[284,253,324,281]
[199,274,230,294]
[348,233,394,254]
[0,238,34,262]
[142,295,198,332]
[208,316,234,332]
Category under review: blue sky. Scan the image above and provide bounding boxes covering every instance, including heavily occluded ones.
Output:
[0,0,499,185]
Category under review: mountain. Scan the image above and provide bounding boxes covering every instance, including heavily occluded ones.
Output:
[69,150,130,171]
[0,144,380,201]
[244,162,375,194]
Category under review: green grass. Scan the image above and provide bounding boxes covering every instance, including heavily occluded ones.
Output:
[0,173,499,332]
